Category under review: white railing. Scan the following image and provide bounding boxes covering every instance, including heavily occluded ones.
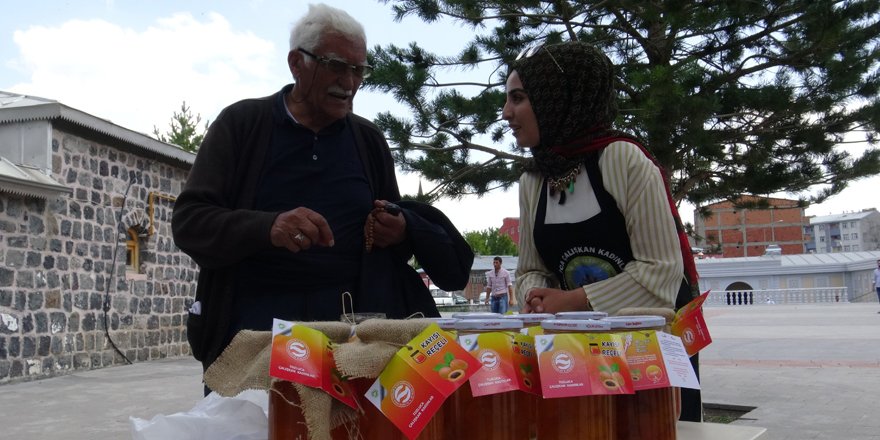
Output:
[706,287,849,306]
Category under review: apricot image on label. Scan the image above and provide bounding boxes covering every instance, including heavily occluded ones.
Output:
[433,352,468,382]
[598,364,625,391]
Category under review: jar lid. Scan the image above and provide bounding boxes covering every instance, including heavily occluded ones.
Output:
[540,319,611,332]
[503,313,555,324]
[425,317,458,330]
[555,311,609,320]
[454,318,524,331]
[602,315,667,329]
[451,312,502,319]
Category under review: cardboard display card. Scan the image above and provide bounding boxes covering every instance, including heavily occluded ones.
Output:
[268,319,357,409]
[365,324,479,440]
[458,330,538,397]
[534,332,633,398]
[619,330,701,391]
[671,291,713,356]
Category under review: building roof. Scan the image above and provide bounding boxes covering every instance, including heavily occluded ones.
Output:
[0,157,71,198]
[809,210,878,225]
[0,91,194,165]
[696,250,880,277]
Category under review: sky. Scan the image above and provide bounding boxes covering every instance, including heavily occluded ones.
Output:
[2,0,877,233]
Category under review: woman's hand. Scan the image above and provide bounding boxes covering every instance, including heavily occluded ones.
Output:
[523,287,589,314]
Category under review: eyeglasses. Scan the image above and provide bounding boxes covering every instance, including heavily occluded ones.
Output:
[297,48,373,79]
[516,43,564,73]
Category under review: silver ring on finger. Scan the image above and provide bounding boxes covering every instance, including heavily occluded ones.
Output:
[293,232,305,243]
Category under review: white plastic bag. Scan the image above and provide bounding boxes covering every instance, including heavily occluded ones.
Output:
[130,390,269,440]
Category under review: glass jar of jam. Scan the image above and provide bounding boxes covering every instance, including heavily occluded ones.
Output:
[446,318,528,440]
[603,315,676,440]
[502,313,552,439]
[537,318,616,440]
[351,318,451,440]
[268,380,308,440]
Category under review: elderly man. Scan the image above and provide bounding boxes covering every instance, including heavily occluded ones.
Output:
[172,3,472,375]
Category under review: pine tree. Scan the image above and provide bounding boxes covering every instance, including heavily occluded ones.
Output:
[153,101,208,153]
[365,0,880,208]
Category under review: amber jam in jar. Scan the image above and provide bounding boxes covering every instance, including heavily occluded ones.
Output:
[268,380,308,440]
[445,318,527,440]
[502,313,552,439]
[536,319,616,440]
[603,315,676,440]
[269,380,354,440]
[352,319,456,440]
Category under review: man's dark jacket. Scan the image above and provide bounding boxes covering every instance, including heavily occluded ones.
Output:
[172,88,473,368]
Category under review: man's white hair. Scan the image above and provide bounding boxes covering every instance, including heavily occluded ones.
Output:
[289,3,366,52]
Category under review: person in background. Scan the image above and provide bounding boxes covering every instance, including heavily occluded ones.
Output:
[172,3,472,379]
[502,40,701,421]
[484,256,514,313]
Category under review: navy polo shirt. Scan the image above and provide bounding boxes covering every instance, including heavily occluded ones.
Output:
[232,85,373,327]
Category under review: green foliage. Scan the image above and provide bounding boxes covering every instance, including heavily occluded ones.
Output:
[464,227,518,256]
[367,0,880,209]
[153,101,208,153]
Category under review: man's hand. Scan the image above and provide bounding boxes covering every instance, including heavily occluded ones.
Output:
[270,207,334,252]
[522,287,589,314]
[365,200,406,249]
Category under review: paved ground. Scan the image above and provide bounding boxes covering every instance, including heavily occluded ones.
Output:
[699,303,880,440]
[0,302,877,439]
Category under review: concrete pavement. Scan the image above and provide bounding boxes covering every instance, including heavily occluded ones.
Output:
[0,302,877,439]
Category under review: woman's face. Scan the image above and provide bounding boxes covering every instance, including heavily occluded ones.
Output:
[502,70,540,148]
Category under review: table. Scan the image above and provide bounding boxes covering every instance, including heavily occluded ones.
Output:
[678,421,766,440]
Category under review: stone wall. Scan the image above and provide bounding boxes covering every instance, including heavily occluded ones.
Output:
[0,129,198,384]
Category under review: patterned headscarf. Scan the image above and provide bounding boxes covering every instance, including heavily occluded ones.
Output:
[511,41,624,177]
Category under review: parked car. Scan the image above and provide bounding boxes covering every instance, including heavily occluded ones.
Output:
[430,284,455,306]
[453,294,468,305]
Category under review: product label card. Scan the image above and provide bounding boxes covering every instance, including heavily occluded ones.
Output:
[535,333,633,398]
[365,323,479,440]
[672,290,713,356]
[656,331,701,390]
[458,331,522,397]
[619,330,701,391]
[268,319,357,409]
[511,333,541,395]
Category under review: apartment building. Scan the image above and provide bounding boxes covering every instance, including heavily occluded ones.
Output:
[808,209,880,253]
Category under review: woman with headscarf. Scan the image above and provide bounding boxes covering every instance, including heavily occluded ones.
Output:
[504,41,702,421]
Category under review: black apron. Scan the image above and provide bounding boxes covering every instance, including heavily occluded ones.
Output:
[532,151,702,422]
[533,152,634,289]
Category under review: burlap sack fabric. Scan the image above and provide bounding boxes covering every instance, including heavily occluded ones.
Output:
[203,318,435,440]
[333,318,435,379]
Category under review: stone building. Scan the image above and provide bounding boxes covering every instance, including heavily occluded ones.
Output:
[0,91,197,384]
